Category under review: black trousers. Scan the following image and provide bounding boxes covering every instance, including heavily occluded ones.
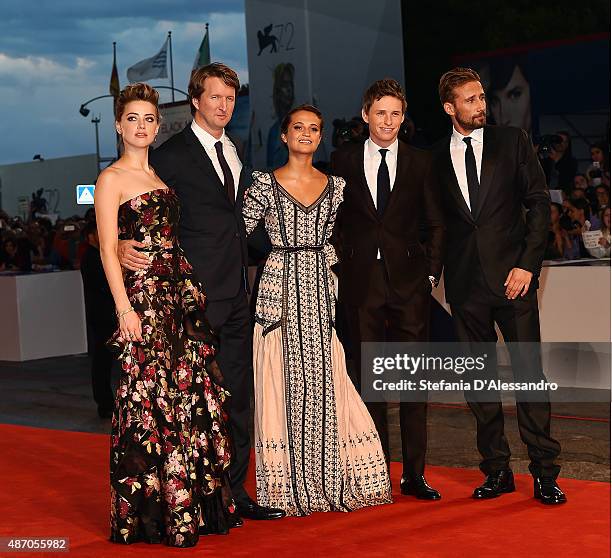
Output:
[450,261,561,478]
[346,261,430,478]
[206,290,253,503]
[87,316,115,412]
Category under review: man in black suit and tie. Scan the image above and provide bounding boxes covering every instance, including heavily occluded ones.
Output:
[435,67,565,504]
[118,63,284,521]
[331,79,445,500]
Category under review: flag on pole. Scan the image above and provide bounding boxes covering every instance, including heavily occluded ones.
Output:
[127,38,169,83]
[192,24,210,71]
[109,42,120,98]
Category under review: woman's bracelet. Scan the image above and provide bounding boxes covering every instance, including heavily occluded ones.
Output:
[116,306,134,319]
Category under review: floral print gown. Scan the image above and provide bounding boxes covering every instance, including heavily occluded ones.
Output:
[242,172,392,516]
[107,187,232,547]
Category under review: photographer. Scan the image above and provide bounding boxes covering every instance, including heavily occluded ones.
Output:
[587,141,610,189]
[331,116,367,149]
[539,131,578,192]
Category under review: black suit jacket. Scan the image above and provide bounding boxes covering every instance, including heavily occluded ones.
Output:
[330,141,445,306]
[149,125,251,301]
[434,125,550,304]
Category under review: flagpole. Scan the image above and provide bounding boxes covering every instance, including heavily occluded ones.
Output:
[112,41,120,159]
[168,31,175,102]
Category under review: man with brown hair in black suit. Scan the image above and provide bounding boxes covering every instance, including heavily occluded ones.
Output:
[435,67,565,505]
[331,78,445,499]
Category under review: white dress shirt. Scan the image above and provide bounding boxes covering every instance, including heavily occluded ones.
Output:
[363,137,399,259]
[191,120,242,200]
[363,137,399,207]
[449,126,484,211]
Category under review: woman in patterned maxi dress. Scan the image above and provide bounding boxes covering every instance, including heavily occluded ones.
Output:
[96,84,233,547]
[242,105,392,516]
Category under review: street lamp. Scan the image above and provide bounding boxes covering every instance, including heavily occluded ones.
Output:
[83,114,115,175]
[79,94,115,118]
[91,116,102,174]
[79,94,118,162]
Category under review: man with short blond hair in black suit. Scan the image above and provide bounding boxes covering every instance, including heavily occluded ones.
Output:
[435,67,565,505]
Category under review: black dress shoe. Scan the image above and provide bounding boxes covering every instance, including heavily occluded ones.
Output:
[400,475,441,500]
[473,469,515,499]
[235,499,286,520]
[227,510,244,528]
[534,477,567,505]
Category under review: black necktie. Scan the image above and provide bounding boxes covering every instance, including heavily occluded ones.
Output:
[463,137,479,215]
[377,148,391,217]
[214,140,235,205]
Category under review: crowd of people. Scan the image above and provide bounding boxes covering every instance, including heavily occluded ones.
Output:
[0,208,99,272]
[540,135,611,260]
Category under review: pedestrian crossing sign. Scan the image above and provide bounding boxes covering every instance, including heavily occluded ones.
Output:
[76,185,95,205]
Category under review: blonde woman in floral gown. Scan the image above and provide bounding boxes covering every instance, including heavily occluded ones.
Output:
[242,105,392,516]
[96,84,233,547]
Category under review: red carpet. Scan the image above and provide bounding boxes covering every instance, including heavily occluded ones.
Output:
[1,424,609,557]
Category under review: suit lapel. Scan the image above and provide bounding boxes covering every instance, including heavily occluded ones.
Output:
[234,166,250,212]
[226,131,248,211]
[352,146,378,218]
[473,126,499,220]
[441,135,474,223]
[385,142,410,215]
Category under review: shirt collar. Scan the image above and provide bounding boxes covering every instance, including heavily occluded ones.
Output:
[366,137,399,159]
[451,126,484,145]
[191,119,227,150]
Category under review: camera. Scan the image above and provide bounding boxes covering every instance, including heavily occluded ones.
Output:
[536,134,563,158]
[332,118,366,148]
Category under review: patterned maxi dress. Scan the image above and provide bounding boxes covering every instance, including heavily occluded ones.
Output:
[107,187,232,547]
[242,171,392,516]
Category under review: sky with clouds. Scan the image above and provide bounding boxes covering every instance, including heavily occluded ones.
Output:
[0,0,248,165]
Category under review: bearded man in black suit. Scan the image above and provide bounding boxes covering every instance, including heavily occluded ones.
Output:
[434,67,565,505]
